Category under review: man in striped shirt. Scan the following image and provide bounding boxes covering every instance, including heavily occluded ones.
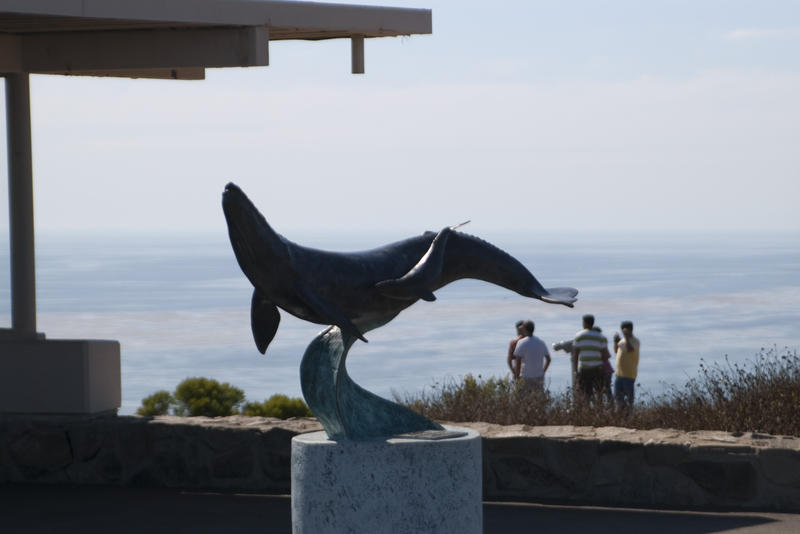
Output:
[571,314,612,400]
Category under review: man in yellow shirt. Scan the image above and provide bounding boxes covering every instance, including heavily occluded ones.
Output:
[613,321,640,414]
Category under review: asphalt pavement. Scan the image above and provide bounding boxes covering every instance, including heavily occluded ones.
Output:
[1,485,799,534]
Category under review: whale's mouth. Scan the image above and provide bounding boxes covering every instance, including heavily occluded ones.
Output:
[223,182,242,197]
[222,182,248,213]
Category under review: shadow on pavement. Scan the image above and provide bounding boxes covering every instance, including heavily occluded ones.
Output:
[1,486,291,534]
[1,485,796,534]
[483,501,784,534]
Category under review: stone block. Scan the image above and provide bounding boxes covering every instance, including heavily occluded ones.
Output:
[648,465,710,507]
[590,448,646,490]
[9,427,73,479]
[644,441,690,466]
[260,426,296,455]
[677,460,757,502]
[2,417,800,512]
[68,421,105,462]
[759,449,800,488]
[691,444,756,455]
[484,435,547,458]
[489,456,571,500]
[67,448,123,485]
[261,450,292,485]
[540,438,597,489]
[204,427,246,452]
[292,427,482,534]
[116,420,152,467]
[212,446,254,480]
[0,338,120,414]
[598,439,641,455]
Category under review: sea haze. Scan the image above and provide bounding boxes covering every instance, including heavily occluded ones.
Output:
[0,230,797,415]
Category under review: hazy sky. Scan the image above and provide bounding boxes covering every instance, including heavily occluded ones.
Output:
[1,0,798,237]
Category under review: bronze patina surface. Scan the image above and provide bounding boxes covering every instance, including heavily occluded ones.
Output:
[222,182,577,440]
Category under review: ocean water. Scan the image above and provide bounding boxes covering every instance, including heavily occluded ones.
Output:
[0,230,798,415]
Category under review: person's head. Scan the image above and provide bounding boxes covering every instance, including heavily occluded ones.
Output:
[515,320,524,335]
[621,321,633,337]
[582,314,595,329]
[522,320,534,336]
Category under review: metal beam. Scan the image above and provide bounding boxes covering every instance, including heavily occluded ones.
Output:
[0,33,22,72]
[10,26,268,74]
[47,68,206,80]
[351,35,364,74]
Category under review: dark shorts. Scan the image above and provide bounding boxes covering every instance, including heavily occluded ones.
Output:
[577,367,605,398]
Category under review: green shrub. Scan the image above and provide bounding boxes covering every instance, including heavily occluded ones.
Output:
[137,377,312,420]
[136,390,174,416]
[241,394,312,418]
[172,377,245,417]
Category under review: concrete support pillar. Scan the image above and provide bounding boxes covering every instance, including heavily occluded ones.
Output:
[1,74,121,415]
[4,73,37,337]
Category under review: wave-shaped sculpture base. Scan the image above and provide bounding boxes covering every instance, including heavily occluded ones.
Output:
[300,326,443,441]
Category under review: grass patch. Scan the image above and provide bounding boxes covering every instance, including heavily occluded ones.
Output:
[396,347,800,436]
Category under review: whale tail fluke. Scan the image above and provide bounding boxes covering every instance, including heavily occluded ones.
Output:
[540,287,578,307]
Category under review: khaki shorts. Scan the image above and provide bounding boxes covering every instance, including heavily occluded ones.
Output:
[521,376,545,393]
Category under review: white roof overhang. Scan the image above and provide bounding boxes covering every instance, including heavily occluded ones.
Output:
[0,0,431,342]
[0,0,432,78]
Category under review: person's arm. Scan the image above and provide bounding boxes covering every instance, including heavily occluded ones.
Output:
[570,347,578,377]
[543,352,551,373]
[507,339,517,373]
[512,341,523,379]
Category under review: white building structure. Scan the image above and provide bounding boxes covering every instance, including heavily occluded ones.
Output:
[0,0,431,414]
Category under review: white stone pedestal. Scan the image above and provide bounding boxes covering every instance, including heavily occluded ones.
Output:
[291,426,482,534]
[0,338,121,414]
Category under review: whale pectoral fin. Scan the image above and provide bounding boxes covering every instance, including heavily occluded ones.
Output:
[375,224,458,302]
[419,291,437,302]
[251,289,280,354]
[541,287,579,308]
[293,282,368,343]
[374,279,437,302]
[374,279,415,300]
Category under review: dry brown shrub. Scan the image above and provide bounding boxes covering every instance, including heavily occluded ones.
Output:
[397,347,800,436]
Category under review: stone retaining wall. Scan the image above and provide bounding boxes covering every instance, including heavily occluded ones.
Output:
[2,415,799,512]
[469,422,800,511]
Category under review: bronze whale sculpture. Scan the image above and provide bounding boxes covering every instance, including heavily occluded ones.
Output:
[222,182,578,439]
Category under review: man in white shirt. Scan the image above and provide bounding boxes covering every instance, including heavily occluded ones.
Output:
[512,320,551,393]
